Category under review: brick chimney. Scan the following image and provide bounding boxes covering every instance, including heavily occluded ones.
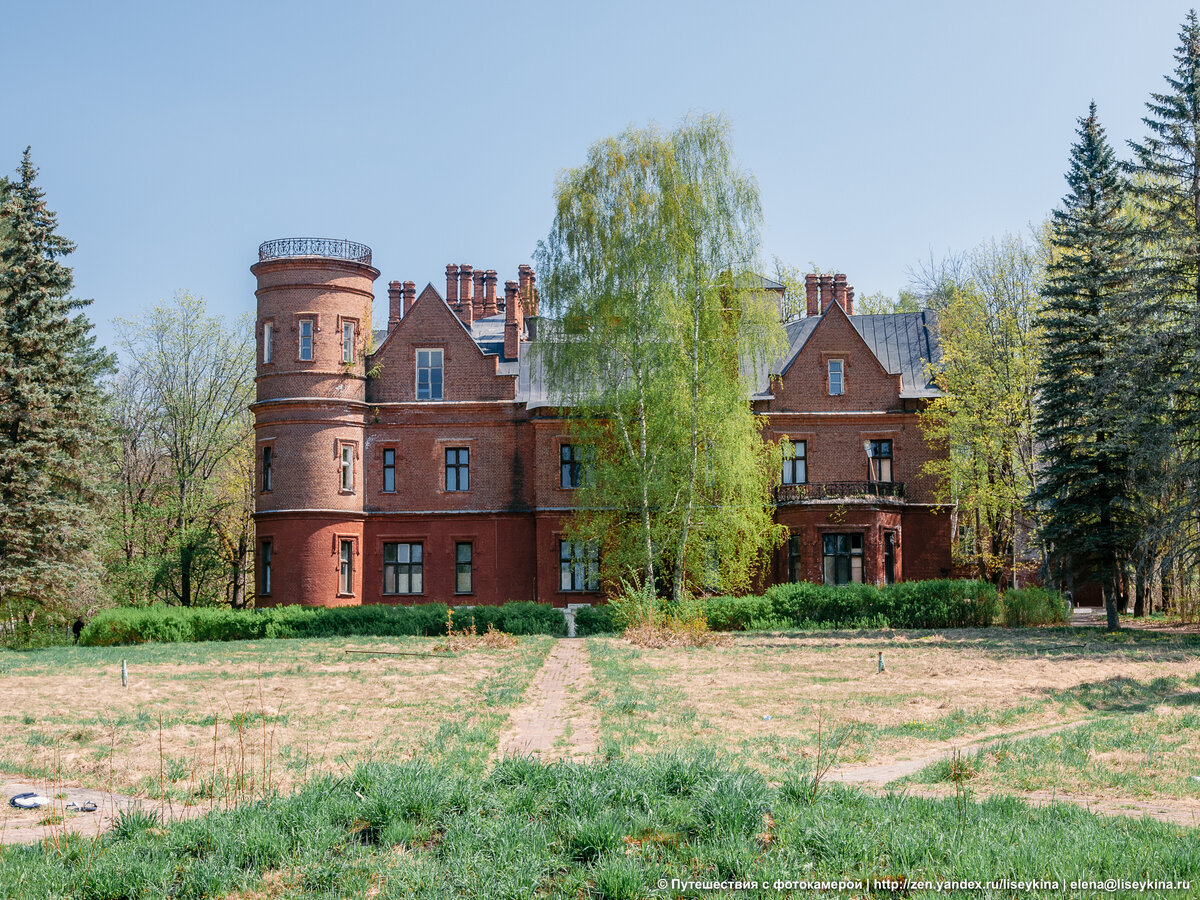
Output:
[402,281,416,316]
[458,265,473,316]
[388,280,403,329]
[804,274,819,317]
[445,264,459,307]
[518,264,537,316]
[504,279,522,360]
[483,270,498,317]
[845,284,855,316]
[819,274,835,313]
[833,274,848,313]
[472,268,485,319]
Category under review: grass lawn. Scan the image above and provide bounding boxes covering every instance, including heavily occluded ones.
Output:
[586,627,1200,797]
[0,636,555,798]
[1,754,1197,899]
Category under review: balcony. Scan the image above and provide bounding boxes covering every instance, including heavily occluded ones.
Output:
[775,481,906,505]
[258,237,373,265]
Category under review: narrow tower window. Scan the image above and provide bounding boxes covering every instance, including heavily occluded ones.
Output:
[340,445,354,492]
[339,540,353,595]
[262,446,272,492]
[260,540,272,595]
[382,448,396,492]
[262,322,273,364]
[299,319,314,361]
[342,321,355,363]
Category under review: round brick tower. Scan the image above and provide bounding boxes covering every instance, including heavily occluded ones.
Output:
[251,238,380,607]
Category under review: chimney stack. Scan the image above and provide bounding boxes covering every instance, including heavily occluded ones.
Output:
[845,284,855,316]
[388,280,403,329]
[819,274,835,313]
[483,270,498,317]
[504,279,522,360]
[833,274,847,312]
[473,268,485,318]
[402,281,416,316]
[804,274,819,318]
[518,264,537,316]
[458,265,474,314]
[445,264,459,307]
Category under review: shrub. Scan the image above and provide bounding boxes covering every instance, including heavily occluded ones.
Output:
[702,595,787,631]
[572,604,615,636]
[1002,587,1070,627]
[882,579,998,629]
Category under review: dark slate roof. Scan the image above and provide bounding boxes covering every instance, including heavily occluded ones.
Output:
[776,310,942,398]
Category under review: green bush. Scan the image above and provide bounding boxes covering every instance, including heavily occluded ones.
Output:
[572,604,615,636]
[1002,587,1070,627]
[883,579,999,629]
[702,595,787,631]
[79,600,566,647]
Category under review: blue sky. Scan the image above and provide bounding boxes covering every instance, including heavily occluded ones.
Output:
[4,0,1195,351]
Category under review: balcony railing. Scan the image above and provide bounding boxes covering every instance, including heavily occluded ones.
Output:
[258,237,373,265]
[775,481,906,505]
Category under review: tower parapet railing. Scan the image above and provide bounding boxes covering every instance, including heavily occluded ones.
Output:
[258,238,372,265]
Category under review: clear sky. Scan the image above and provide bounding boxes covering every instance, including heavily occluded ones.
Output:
[4,0,1195,351]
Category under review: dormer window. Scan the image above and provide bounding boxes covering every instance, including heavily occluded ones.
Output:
[417,349,443,400]
[299,319,314,361]
[828,359,844,395]
[342,321,355,363]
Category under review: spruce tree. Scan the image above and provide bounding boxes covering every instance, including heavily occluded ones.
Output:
[1035,105,1139,631]
[0,149,112,625]
[1127,11,1200,610]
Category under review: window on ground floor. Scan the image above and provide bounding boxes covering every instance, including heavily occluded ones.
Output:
[788,534,803,582]
[560,540,600,592]
[455,542,473,594]
[884,531,896,585]
[823,533,863,585]
[339,540,354,595]
[383,542,423,594]
[260,540,272,595]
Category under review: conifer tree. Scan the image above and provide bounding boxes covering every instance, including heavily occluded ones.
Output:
[0,149,112,624]
[1035,105,1139,631]
[1128,10,1200,608]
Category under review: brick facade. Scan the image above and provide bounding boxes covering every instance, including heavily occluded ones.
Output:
[252,244,952,608]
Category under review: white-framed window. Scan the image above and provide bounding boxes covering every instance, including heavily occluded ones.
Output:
[262,322,273,364]
[299,319,314,361]
[560,540,600,592]
[417,349,444,400]
[339,540,354,595]
[383,542,423,594]
[342,321,355,363]
[782,439,807,485]
[828,359,844,395]
[340,445,354,492]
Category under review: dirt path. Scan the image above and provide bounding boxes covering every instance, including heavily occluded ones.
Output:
[1,774,205,846]
[829,719,1089,784]
[828,719,1200,827]
[494,639,599,763]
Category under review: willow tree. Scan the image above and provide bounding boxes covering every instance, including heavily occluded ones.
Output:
[534,115,787,601]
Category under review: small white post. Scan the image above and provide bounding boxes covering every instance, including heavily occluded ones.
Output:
[877,651,884,673]
[121,659,128,687]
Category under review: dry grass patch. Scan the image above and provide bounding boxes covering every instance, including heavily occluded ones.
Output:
[0,635,554,800]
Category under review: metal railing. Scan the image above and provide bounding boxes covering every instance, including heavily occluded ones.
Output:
[258,238,372,265]
[775,481,906,504]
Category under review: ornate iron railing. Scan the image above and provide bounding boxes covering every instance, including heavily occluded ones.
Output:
[258,238,372,265]
[775,481,906,505]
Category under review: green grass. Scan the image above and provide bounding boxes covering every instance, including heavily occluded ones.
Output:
[1,753,1196,899]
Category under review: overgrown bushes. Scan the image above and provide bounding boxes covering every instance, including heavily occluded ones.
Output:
[696,580,1013,631]
[79,601,563,647]
[1001,587,1071,627]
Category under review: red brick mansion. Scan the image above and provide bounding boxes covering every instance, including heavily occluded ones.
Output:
[251,239,951,608]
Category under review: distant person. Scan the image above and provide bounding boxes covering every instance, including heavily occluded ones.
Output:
[72,618,84,644]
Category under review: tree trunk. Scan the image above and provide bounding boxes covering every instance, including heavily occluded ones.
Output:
[1134,567,1147,618]
[1161,556,1174,615]
[180,542,193,608]
[231,531,248,609]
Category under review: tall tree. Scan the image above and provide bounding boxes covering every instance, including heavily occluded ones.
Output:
[918,234,1045,586]
[534,116,787,601]
[1127,10,1200,608]
[114,293,255,607]
[0,149,113,622]
[1035,104,1140,631]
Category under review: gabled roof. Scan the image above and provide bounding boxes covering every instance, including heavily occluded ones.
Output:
[777,309,942,399]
